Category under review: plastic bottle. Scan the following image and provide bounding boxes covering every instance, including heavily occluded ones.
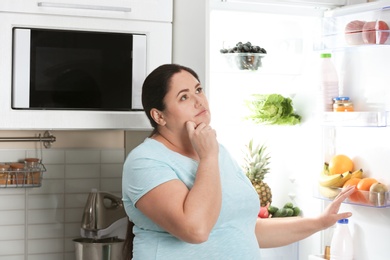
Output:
[330,218,353,260]
[319,53,339,112]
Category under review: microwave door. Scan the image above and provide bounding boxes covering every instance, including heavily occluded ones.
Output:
[132,34,147,110]
[12,28,31,109]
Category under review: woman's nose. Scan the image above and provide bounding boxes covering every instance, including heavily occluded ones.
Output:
[194,96,203,108]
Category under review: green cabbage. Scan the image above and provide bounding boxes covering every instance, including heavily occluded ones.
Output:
[245,94,301,125]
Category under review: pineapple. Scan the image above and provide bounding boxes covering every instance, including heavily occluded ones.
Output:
[243,139,272,207]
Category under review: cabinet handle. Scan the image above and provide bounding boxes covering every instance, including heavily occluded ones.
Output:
[37,2,132,12]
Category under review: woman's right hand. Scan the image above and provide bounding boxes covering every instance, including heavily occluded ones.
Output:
[185,121,219,160]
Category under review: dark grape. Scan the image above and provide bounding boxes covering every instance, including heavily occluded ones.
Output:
[220,41,266,54]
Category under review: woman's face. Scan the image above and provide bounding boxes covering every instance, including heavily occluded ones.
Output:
[160,70,210,131]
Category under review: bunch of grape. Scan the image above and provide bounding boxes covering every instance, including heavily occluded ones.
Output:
[220,41,267,54]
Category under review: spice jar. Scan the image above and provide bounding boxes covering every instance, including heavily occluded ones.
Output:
[24,158,41,185]
[10,163,26,185]
[333,97,354,112]
[0,164,11,186]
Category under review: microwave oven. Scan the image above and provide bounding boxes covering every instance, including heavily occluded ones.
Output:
[12,27,146,111]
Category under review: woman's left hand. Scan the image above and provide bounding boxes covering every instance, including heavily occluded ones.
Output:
[318,185,355,229]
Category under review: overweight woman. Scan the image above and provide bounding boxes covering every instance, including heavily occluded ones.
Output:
[122,64,354,259]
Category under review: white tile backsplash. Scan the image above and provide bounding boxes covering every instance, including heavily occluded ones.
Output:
[65,150,100,164]
[0,210,25,225]
[0,240,24,255]
[0,148,125,259]
[65,164,100,179]
[28,238,64,254]
[0,226,25,240]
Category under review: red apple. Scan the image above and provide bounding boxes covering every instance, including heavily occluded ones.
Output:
[345,20,365,45]
[362,20,389,44]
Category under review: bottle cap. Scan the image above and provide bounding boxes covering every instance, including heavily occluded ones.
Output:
[333,96,350,101]
[321,53,332,58]
[337,218,349,224]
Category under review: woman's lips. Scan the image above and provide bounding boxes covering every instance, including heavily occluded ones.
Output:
[196,109,208,117]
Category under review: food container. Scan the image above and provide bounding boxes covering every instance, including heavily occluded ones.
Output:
[333,97,354,112]
[0,164,11,185]
[9,163,25,185]
[222,53,266,71]
[317,185,390,208]
[24,158,41,184]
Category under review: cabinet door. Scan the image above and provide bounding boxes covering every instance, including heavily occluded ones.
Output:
[0,0,173,22]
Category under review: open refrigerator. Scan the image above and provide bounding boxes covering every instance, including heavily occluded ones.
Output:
[208,0,390,259]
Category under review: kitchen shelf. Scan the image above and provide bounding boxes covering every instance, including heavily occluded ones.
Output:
[315,185,390,208]
[0,162,46,188]
[321,111,389,127]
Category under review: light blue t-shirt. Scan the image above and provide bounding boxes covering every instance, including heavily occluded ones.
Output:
[122,138,261,259]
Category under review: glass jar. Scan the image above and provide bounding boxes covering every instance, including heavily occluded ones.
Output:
[24,158,41,185]
[10,163,26,185]
[0,164,11,186]
[333,97,354,112]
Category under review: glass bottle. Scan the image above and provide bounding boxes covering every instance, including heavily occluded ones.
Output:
[24,158,41,185]
[333,97,354,112]
[10,162,26,186]
[0,164,11,186]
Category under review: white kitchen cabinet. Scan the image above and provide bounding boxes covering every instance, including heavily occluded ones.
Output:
[0,0,172,22]
[0,1,172,130]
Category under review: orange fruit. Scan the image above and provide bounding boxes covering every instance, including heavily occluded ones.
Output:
[328,154,354,175]
[357,178,378,191]
[343,177,361,188]
[349,189,368,204]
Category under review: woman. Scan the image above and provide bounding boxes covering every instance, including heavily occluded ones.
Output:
[122,64,354,259]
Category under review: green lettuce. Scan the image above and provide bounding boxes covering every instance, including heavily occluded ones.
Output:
[245,94,301,125]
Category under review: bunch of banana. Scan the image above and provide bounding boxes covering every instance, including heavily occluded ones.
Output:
[318,163,364,199]
[319,170,351,187]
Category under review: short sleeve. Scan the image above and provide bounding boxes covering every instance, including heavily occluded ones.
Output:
[122,154,179,207]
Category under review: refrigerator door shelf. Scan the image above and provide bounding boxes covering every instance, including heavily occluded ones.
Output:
[321,111,388,127]
[319,3,390,50]
[316,185,390,208]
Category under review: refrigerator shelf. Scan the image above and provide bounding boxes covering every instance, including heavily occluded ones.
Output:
[316,185,390,208]
[321,111,388,127]
[316,4,390,50]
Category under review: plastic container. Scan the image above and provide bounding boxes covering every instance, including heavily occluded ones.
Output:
[333,97,354,112]
[330,219,353,260]
[319,53,339,112]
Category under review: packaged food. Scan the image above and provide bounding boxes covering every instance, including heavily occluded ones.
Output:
[333,97,354,112]
[0,164,11,185]
[24,158,41,185]
[10,163,26,185]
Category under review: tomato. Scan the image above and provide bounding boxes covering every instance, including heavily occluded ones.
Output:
[362,20,389,44]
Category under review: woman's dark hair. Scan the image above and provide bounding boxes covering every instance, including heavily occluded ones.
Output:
[142,64,200,134]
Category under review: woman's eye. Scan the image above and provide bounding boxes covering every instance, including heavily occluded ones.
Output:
[196,87,203,94]
[180,95,188,101]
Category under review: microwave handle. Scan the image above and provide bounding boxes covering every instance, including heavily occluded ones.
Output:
[37,2,132,12]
